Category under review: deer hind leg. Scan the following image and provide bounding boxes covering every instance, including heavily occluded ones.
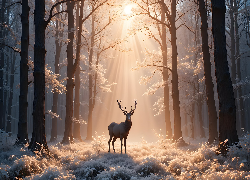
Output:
[112,137,117,153]
[108,135,112,153]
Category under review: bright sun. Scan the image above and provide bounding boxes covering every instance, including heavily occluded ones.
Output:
[124,4,133,15]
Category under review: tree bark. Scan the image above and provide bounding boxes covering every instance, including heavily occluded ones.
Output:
[16,0,29,145]
[73,0,84,140]
[3,52,9,131]
[86,13,95,141]
[50,7,62,142]
[234,1,245,135]
[191,98,195,139]
[171,0,182,141]
[211,0,238,150]
[28,0,48,152]
[160,0,172,138]
[198,0,218,143]
[62,1,75,144]
[198,95,205,138]
[0,0,6,130]
[6,53,16,134]
[230,0,236,85]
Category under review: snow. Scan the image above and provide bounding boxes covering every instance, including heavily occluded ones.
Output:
[0,131,250,179]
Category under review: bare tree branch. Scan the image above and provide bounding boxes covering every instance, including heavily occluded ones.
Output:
[82,0,108,23]
[3,1,21,9]
[0,43,21,53]
[176,23,195,34]
[45,0,81,25]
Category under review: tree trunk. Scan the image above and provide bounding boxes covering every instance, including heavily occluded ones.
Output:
[230,0,236,85]
[62,1,75,144]
[3,6,11,132]
[198,0,218,144]
[6,53,16,134]
[3,52,9,131]
[171,0,182,141]
[191,100,195,139]
[0,0,6,130]
[198,95,205,138]
[50,9,61,142]
[161,0,172,138]
[73,0,84,140]
[234,2,245,135]
[16,0,29,145]
[86,13,95,141]
[28,0,48,152]
[211,0,238,151]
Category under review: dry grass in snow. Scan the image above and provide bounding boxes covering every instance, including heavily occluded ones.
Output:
[0,130,250,179]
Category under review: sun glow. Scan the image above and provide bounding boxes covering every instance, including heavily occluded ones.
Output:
[124,4,133,15]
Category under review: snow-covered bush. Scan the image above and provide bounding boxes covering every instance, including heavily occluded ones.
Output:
[29,166,76,180]
[135,157,168,177]
[91,131,107,154]
[227,134,250,171]
[74,160,109,178]
[8,155,47,179]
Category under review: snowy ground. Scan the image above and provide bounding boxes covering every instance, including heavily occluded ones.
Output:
[0,131,250,179]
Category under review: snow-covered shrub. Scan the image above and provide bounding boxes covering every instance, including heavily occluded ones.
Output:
[0,165,9,179]
[189,143,217,164]
[91,131,107,154]
[30,166,76,180]
[135,157,167,177]
[94,167,134,180]
[227,134,250,171]
[107,166,134,180]
[74,160,109,178]
[8,155,48,179]
[168,158,182,176]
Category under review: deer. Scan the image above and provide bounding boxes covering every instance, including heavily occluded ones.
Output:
[108,100,137,154]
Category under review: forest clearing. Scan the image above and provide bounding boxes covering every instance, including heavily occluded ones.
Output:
[1,0,250,179]
[0,132,250,179]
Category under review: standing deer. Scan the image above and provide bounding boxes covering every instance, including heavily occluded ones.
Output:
[108,100,137,154]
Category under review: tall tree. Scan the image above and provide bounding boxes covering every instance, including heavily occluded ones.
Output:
[229,0,236,85]
[3,49,9,131]
[28,0,69,151]
[170,0,182,140]
[198,0,218,143]
[73,0,84,141]
[62,1,75,144]
[6,52,16,133]
[50,1,62,142]
[16,0,29,145]
[234,0,245,135]
[160,0,172,138]
[29,0,48,152]
[0,0,6,130]
[86,12,95,141]
[140,0,183,140]
[211,0,238,152]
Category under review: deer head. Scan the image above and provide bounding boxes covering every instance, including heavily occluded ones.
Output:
[117,100,137,121]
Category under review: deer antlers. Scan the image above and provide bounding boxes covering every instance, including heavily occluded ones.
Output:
[117,100,137,115]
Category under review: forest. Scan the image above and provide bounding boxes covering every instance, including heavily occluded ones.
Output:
[0,0,250,179]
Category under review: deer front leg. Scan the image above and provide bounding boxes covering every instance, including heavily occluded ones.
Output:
[112,137,117,153]
[120,138,123,154]
[108,137,112,153]
[124,138,126,154]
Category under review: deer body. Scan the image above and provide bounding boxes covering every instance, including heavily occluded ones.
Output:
[108,100,136,154]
